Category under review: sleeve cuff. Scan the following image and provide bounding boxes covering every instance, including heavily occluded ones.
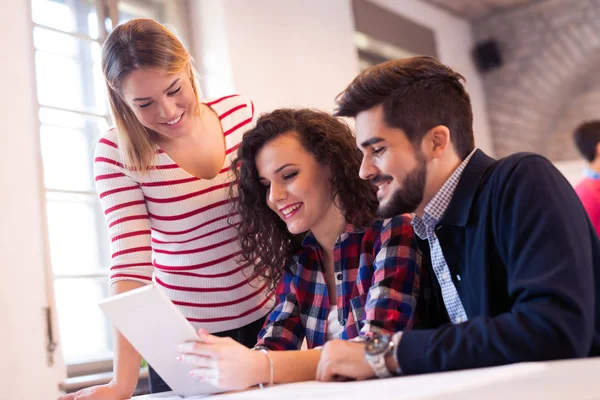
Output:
[396,329,436,375]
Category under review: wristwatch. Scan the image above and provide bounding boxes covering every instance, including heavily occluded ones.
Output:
[364,333,394,378]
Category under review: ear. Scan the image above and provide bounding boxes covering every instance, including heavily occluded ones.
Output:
[423,125,451,159]
[595,142,600,161]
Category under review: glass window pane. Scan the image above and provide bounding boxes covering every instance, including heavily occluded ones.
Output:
[35,50,107,115]
[39,108,108,192]
[39,107,109,131]
[118,0,165,23]
[54,278,113,364]
[116,0,191,62]
[34,26,101,63]
[46,192,110,275]
[32,0,99,39]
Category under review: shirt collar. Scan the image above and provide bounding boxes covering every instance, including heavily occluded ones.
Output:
[424,149,477,221]
[411,214,428,240]
[411,149,477,238]
[300,223,362,249]
[583,168,600,180]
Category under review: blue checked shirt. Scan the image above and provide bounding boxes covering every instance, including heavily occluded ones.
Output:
[411,149,477,324]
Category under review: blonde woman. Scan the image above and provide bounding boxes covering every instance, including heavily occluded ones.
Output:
[58,19,270,400]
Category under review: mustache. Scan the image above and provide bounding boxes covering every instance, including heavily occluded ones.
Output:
[369,175,393,185]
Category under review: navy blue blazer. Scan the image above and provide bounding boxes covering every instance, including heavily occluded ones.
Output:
[398,149,600,374]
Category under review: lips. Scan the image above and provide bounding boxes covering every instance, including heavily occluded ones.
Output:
[375,179,392,197]
[279,202,303,220]
[163,112,184,127]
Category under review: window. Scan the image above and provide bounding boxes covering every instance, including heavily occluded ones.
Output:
[30,0,190,375]
[352,0,437,70]
[354,32,417,71]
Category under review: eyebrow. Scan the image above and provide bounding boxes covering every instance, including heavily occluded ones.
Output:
[360,137,384,148]
[258,163,297,180]
[132,78,180,102]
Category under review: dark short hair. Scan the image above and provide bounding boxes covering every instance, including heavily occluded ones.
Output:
[230,109,378,293]
[335,56,475,159]
[573,121,600,162]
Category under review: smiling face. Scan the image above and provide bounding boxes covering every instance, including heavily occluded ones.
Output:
[255,132,337,235]
[356,104,428,217]
[120,68,197,140]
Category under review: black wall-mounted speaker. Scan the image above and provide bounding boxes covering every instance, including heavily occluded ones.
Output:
[473,40,502,72]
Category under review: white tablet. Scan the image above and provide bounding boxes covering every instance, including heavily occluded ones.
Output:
[99,285,224,397]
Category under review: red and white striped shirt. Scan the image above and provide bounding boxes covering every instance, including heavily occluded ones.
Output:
[94,95,271,333]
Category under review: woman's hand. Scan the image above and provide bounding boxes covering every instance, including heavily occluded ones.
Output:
[56,381,132,400]
[177,329,269,391]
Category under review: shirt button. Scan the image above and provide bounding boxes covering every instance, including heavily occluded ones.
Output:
[456,317,465,323]
[441,272,450,281]
[456,274,462,281]
[336,273,343,281]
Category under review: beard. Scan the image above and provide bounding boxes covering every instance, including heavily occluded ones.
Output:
[374,152,427,218]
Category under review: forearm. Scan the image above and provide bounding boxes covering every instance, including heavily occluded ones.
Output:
[367,215,421,335]
[254,349,322,385]
[398,304,590,375]
[110,280,146,395]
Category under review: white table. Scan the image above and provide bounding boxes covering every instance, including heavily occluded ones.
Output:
[134,357,600,400]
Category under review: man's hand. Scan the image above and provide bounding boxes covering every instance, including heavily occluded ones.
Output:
[316,340,375,382]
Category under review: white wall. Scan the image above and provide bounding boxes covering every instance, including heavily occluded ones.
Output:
[0,1,63,398]
[189,0,360,113]
[554,159,587,187]
[190,0,493,155]
[369,0,494,156]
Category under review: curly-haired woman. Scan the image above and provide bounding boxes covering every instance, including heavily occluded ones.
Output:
[177,109,421,390]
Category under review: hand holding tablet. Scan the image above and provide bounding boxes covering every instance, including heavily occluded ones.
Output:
[99,285,225,397]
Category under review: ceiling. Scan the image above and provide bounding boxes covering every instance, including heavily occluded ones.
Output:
[421,0,539,20]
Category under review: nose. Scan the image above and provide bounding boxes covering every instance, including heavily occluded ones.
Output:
[359,156,377,181]
[268,181,287,206]
[158,98,178,120]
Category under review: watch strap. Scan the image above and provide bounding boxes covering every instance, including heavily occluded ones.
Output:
[391,331,404,375]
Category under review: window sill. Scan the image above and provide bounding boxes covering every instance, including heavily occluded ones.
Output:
[59,367,149,395]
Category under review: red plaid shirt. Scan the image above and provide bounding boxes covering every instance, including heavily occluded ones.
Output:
[256,215,421,350]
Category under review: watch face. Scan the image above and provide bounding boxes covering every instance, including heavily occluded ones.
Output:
[366,334,391,356]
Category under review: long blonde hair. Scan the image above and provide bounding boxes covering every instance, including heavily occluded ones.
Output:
[101,18,201,171]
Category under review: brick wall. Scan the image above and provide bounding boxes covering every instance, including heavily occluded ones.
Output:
[472,0,600,161]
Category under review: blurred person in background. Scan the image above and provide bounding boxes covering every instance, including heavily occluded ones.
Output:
[573,121,600,236]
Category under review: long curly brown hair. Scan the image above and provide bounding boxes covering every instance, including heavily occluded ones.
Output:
[230,108,378,293]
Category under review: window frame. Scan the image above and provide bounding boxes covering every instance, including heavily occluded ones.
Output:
[30,0,191,378]
[30,0,116,376]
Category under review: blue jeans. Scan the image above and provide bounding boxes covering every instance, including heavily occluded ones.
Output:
[148,316,266,393]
